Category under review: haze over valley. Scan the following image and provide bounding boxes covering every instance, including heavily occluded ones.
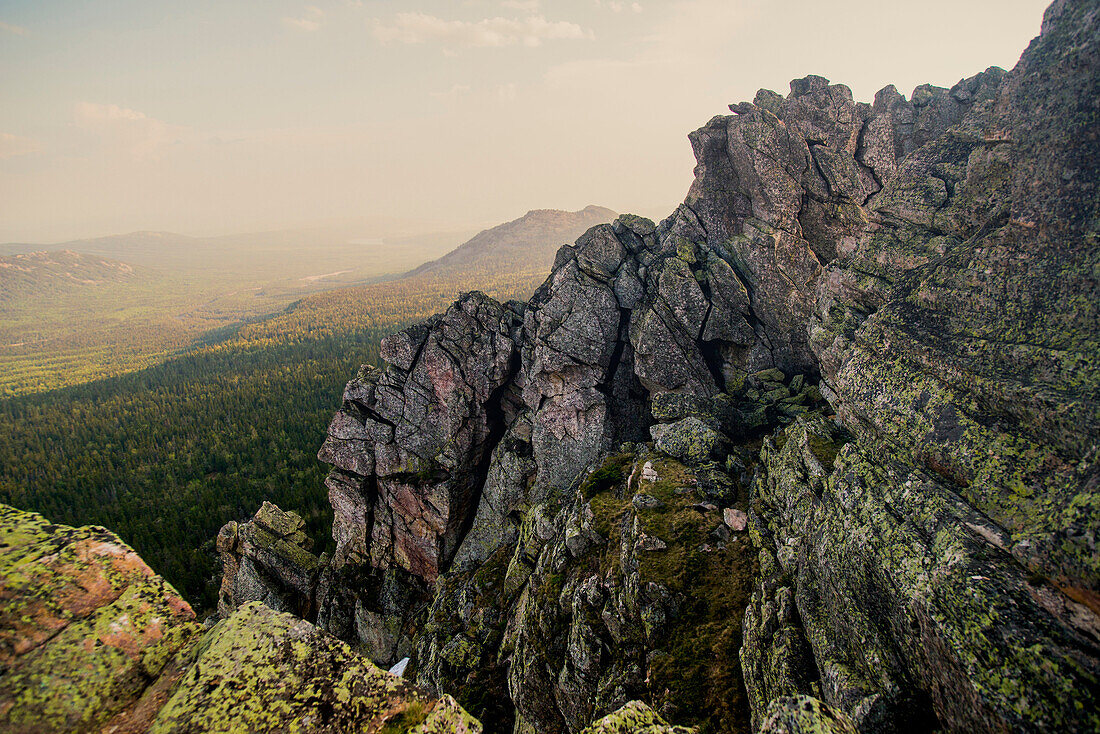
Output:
[0,221,482,394]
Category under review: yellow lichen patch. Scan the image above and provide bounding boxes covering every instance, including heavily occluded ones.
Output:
[150,602,482,733]
[0,504,199,732]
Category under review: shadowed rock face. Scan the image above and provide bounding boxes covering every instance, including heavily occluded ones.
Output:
[0,503,481,733]
[227,1,1097,731]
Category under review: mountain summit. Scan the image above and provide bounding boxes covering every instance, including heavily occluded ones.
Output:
[405,205,617,280]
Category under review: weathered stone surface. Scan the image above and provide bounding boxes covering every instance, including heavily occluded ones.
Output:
[746,414,1100,732]
[153,602,481,733]
[757,696,858,734]
[216,501,322,619]
[505,453,757,733]
[581,700,696,733]
[0,504,483,733]
[724,508,747,532]
[309,293,525,662]
[414,543,518,733]
[0,504,200,733]
[650,417,725,464]
[810,0,1100,593]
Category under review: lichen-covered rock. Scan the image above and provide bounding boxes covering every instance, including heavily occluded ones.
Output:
[810,0,1100,594]
[151,601,481,733]
[746,414,1100,731]
[0,505,484,734]
[650,417,725,465]
[0,503,200,733]
[414,543,518,733]
[216,501,322,619]
[757,696,858,734]
[580,700,696,733]
[505,452,757,734]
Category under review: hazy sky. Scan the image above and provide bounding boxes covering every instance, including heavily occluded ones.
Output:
[0,0,1050,243]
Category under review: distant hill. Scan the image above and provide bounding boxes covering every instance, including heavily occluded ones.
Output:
[241,206,620,351]
[0,231,199,260]
[0,250,146,305]
[405,205,616,281]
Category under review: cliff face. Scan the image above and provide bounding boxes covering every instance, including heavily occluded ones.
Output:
[216,1,1099,732]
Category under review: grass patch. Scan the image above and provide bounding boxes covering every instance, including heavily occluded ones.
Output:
[580,453,633,500]
[379,700,429,734]
[634,455,758,734]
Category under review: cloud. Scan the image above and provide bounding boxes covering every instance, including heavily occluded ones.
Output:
[73,102,188,160]
[0,20,29,36]
[501,0,540,10]
[282,6,324,32]
[431,83,472,101]
[371,12,592,49]
[593,0,643,11]
[0,132,40,159]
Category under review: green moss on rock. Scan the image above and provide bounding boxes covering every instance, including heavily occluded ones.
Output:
[757,696,858,734]
[581,700,696,733]
[152,602,482,733]
[0,503,200,733]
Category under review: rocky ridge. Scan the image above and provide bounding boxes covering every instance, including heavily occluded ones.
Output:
[3,0,1095,732]
[214,1,1100,731]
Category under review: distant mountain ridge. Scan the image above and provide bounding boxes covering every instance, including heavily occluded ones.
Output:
[404,205,616,281]
[0,250,144,305]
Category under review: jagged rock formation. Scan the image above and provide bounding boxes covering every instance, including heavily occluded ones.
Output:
[224,1,1099,731]
[0,503,479,733]
[216,501,322,619]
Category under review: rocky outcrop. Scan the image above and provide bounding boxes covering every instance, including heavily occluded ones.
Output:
[225,1,1098,732]
[310,292,525,664]
[502,448,757,733]
[216,501,322,619]
[0,503,199,732]
[756,697,858,734]
[152,602,480,734]
[581,701,695,734]
[0,503,480,733]
[744,414,1099,731]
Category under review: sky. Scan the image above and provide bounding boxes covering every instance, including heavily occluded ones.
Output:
[0,0,1051,243]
